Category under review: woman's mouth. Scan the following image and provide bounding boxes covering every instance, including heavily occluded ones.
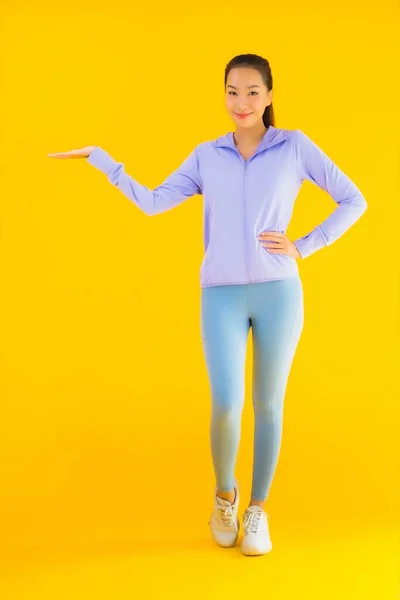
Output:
[235,113,252,119]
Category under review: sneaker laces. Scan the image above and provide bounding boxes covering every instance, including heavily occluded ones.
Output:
[243,509,271,534]
[216,504,234,526]
[207,499,236,527]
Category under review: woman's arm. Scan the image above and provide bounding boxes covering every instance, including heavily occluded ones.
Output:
[86,146,202,216]
[292,129,368,259]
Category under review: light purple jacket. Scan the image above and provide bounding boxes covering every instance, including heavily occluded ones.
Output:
[87,126,367,288]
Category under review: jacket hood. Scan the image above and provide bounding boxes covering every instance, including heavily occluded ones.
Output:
[213,125,289,153]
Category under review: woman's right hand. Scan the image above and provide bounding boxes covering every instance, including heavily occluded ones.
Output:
[47,146,96,159]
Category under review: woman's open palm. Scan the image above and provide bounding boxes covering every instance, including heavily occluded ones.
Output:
[47,146,95,159]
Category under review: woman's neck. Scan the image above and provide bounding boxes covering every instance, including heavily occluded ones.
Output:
[233,124,269,145]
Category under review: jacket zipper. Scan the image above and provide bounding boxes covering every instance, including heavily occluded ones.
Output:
[243,161,251,283]
[228,136,285,285]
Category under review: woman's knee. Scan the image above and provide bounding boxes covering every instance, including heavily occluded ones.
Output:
[211,395,243,424]
[253,396,284,423]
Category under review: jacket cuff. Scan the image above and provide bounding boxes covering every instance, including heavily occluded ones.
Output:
[86,147,115,176]
[294,226,328,259]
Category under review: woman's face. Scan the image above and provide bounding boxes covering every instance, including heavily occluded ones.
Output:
[225,67,272,128]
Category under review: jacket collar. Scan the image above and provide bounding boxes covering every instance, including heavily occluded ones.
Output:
[213,125,288,154]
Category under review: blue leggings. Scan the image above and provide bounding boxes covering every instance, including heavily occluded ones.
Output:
[200,276,304,501]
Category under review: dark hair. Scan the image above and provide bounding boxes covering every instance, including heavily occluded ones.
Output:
[224,53,275,128]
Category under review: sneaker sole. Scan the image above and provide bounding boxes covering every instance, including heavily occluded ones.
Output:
[240,540,273,555]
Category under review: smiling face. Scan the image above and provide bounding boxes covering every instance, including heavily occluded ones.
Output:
[225,66,272,128]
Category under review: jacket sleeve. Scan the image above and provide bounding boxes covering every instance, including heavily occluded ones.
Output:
[86,145,202,216]
[292,129,367,259]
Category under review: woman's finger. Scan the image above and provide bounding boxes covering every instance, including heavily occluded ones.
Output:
[47,147,93,158]
[262,242,285,248]
[48,151,80,158]
[257,231,284,239]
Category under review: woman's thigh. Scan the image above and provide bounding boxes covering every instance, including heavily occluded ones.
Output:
[248,277,304,411]
[200,284,250,412]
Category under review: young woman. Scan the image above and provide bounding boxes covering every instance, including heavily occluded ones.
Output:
[48,53,367,556]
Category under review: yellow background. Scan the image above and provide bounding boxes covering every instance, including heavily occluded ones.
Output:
[1,0,399,598]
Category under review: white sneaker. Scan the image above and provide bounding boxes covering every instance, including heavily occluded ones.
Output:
[241,506,273,555]
[208,479,240,547]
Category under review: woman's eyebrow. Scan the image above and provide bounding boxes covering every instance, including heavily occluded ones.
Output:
[227,85,260,89]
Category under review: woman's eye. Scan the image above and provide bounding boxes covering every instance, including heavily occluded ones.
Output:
[228,91,258,96]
